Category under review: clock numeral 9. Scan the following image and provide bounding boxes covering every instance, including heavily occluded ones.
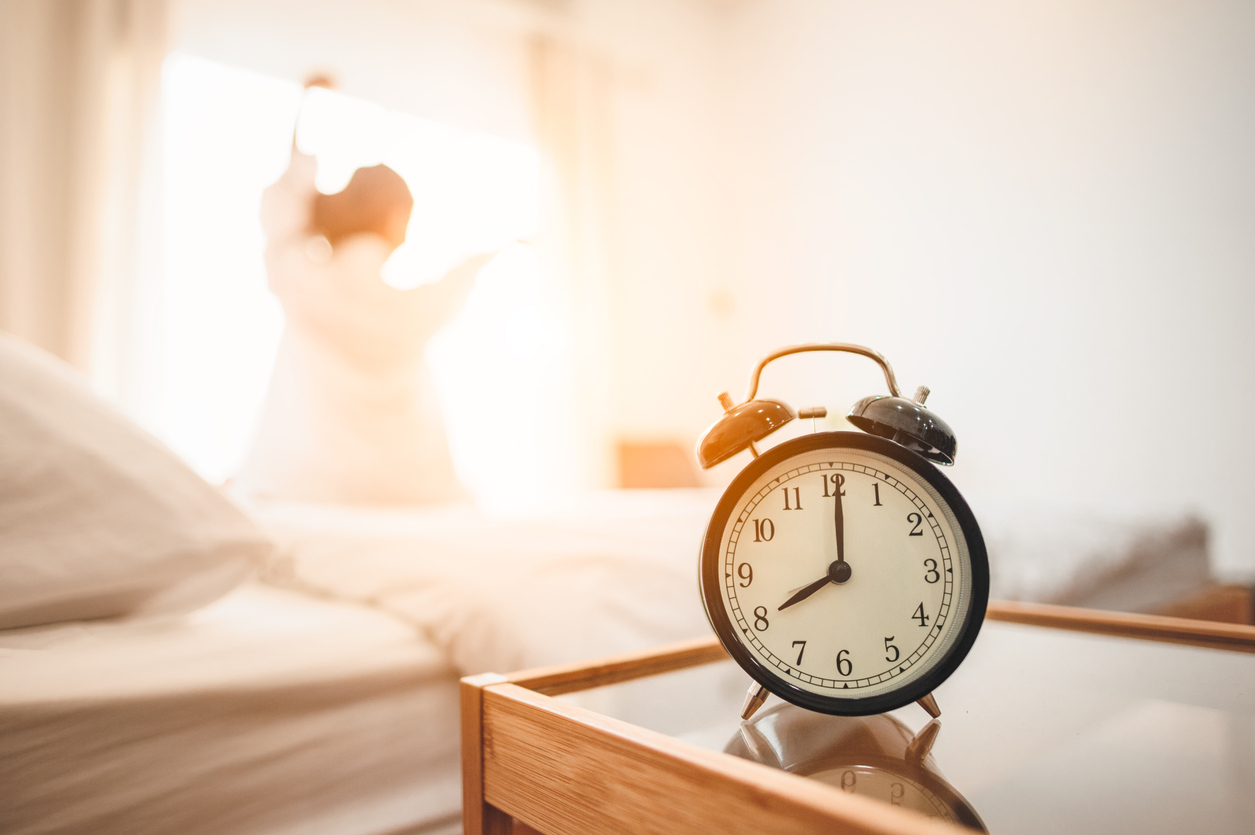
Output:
[753,606,770,631]
[836,649,852,677]
[737,562,753,587]
[907,512,924,536]
[924,558,940,584]
[752,518,775,542]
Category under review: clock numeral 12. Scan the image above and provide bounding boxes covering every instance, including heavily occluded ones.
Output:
[821,473,846,498]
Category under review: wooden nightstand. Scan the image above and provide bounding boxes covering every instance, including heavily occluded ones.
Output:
[462,605,1255,835]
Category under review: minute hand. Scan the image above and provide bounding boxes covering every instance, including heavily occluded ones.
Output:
[834,477,845,564]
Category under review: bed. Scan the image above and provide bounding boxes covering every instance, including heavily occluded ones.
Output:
[0,584,462,835]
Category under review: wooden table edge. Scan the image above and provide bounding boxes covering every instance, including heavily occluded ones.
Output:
[461,602,1254,834]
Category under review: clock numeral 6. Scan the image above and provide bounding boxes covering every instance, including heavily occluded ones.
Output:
[753,606,770,631]
[836,649,852,677]
[752,518,775,542]
[737,562,753,587]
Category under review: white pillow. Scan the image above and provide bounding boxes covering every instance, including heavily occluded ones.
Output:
[0,332,271,629]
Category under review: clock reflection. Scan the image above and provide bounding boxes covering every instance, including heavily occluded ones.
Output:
[724,705,987,832]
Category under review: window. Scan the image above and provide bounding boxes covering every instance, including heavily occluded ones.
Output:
[160,54,564,508]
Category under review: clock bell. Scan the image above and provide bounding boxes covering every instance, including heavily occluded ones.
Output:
[697,342,958,469]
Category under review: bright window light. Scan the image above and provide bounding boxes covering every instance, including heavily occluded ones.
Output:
[160,54,558,507]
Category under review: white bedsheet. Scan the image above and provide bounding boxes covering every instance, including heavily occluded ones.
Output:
[253,490,718,676]
[0,583,462,835]
[249,488,1211,679]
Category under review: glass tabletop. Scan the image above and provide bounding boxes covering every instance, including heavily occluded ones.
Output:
[556,620,1255,834]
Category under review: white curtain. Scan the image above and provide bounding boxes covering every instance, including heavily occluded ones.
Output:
[0,0,166,409]
[528,33,617,490]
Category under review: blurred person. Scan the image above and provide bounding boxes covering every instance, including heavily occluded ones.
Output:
[236,142,492,505]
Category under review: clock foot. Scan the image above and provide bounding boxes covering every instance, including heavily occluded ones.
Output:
[916,692,941,718]
[740,684,769,721]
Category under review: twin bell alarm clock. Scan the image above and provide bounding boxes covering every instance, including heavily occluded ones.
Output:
[696,343,988,721]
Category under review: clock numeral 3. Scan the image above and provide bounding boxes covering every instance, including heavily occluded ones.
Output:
[753,606,770,631]
[752,518,775,542]
[924,558,940,584]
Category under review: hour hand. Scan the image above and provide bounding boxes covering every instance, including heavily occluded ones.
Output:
[778,575,830,611]
[778,559,852,611]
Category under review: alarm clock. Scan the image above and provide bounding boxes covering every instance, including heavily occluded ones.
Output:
[724,705,986,831]
[696,343,988,720]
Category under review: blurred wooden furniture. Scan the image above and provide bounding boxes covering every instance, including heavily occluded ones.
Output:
[616,441,702,489]
[1153,583,1254,625]
[462,606,1255,835]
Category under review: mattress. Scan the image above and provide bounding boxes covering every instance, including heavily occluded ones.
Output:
[0,583,462,835]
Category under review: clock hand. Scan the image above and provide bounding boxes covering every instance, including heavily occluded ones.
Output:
[778,559,853,611]
[834,475,845,566]
[778,575,830,611]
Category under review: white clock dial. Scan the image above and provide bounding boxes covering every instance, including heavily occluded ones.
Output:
[702,434,983,712]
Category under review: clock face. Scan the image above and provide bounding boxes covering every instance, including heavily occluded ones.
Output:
[700,432,988,715]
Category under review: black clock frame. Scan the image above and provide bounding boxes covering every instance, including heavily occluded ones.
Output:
[699,431,989,717]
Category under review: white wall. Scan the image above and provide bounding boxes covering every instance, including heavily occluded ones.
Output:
[166,0,1255,576]
[710,0,1255,577]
